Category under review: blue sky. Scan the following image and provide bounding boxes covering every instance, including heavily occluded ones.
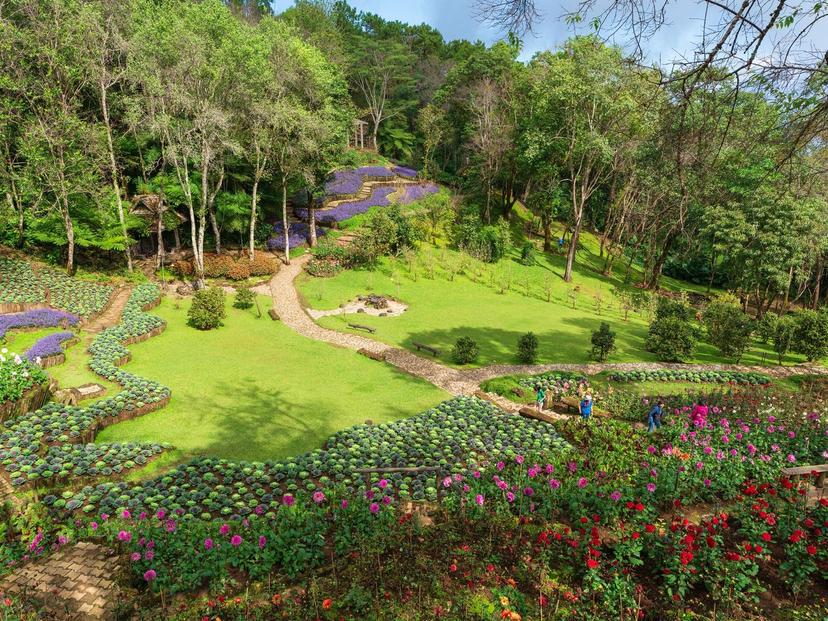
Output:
[271,1,827,68]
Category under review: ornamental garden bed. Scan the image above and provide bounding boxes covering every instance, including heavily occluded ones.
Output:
[608,369,772,385]
[0,379,52,421]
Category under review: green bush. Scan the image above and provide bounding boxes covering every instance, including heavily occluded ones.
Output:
[188,287,226,330]
[519,242,535,266]
[792,309,828,362]
[233,286,255,309]
[451,211,512,263]
[590,322,616,362]
[755,312,779,344]
[451,336,479,365]
[645,298,698,362]
[773,315,796,364]
[516,332,538,364]
[703,297,754,362]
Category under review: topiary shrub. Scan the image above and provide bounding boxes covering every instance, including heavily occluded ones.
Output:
[519,242,535,266]
[451,336,479,365]
[226,260,251,281]
[234,286,255,309]
[188,287,226,330]
[590,322,616,362]
[516,332,538,363]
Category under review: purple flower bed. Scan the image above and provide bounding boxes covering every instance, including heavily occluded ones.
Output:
[398,182,439,205]
[267,222,327,252]
[392,165,418,179]
[0,309,79,338]
[26,331,74,363]
[324,166,397,197]
[297,186,396,224]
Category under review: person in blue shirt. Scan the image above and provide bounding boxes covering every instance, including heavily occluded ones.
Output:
[579,394,593,421]
[648,400,665,433]
[557,237,565,253]
[535,384,546,412]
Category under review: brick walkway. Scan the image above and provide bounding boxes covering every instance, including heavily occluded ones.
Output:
[0,542,120,620]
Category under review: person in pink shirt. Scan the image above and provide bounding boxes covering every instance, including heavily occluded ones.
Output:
[691,400,709,426]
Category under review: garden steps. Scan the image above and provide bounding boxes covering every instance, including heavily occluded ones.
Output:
[0,541,121,620]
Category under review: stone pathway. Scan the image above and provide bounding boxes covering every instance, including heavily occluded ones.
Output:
[0,542,120,620]
[267,255,828,397]
[82,287,132,336]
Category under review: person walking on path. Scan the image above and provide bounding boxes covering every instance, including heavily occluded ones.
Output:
[648,400,665,433]
[535,384,546,412]
[579,394,593,421]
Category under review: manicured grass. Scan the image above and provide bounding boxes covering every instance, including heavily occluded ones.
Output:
[95,295,448,462]
[3,328,55,353]
[298,240,807,368]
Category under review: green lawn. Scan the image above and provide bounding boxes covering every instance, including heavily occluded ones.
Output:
[298,232,808,368]
[95,295,448,462]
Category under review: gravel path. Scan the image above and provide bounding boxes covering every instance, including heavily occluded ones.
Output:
[267,256,828,396]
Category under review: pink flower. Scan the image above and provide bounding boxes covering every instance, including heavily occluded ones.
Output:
[475,494,485,506]
[130,552,141,562]
[646,483,656,493]
[549,479,561,490]
[340,499,349,509]
[90,522,98,531]
[121,510,131,519]
[156,509,166,520]
[369,502,379,514]
[506,492,515,503]
[282,494,295,506]
[515,455,525,464]
[143,569,156,582]
[787,454,796,463]
[442,477,452,488]
[258,536,266,549]
[496,461,505,471]
[610,490,621,501]
[378,479,388,489]
[219,524,230,536]
[312,491,325,504]
[230,535,242,547]
[204,538,213,550]
[704,479,711,487]
[144,551,154,561]
[117,530,132,543]
[577,477,588,489]
[382,495,392,505]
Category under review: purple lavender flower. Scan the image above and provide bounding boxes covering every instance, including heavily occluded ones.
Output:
[297,186,395,224]
[26,331,74,362]
[267,222,326,252]
[398,182,439,205]
[392,165,418,179]
[0,309,79,338]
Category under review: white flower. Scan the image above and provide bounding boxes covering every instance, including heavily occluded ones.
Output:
[1,347,6,354]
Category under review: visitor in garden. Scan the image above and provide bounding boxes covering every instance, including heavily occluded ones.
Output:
[691,400,709,426]
[579,394,593,420]
[557,237,565,253]
[535,384,546,412]
[648,400,665,433]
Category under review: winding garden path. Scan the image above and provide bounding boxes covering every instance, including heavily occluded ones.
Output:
[267,254,828,397]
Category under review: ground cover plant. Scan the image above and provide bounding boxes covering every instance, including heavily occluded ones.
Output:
[0,308,79,339]
[0,258,113,317]
[24,331,74,362]
[608,369,773,385]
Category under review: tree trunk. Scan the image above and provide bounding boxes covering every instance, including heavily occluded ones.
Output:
[645,231,676,290]
[62,202,75,275]
[563,214,581,282]
[308,190,317,248]
[542,217,551,252]
[281,177,290,265]
[100,81,132,272]
[249,176,259,260]
[782,265,794,312]
[155,215,165,270]
[209,202,221,254]
[813,257,823,309]
[173,225,181,251]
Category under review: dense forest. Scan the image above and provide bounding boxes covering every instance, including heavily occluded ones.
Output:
[1,0,827,315]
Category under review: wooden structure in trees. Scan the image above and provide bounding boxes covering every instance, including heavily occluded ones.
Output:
[350,119,368,149]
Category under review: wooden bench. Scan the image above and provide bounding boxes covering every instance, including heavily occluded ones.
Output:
[782,464,828,487]
[348,323,376,334]
[412,341,440,356]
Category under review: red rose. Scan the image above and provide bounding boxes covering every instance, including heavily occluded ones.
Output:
[322,599,333,610]
[680,551,693,565]
[754,545,763,554]
[645,524,655,533]
[761,532,772,542]
[806,545,817,555]
[632,532,640,540]
[449,563,457,572]
[706,536,716,549]
[586,558,599,570]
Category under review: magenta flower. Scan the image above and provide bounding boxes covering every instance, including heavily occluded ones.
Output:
[144,551,154,561]
[523,486,534,497]
[577,477,588,488]
[156,509,166,520]
[704,478,711,487]
[204,538,213,550]
[117,530,132,543]
[121,510,131,519]
[340,499,349,509]
[442,476,452,488]
[506,492,516,503]
[258,536,266,549]
[369,502,379,514]
[378,479,388,489]
[475,494,485,506]
[646,483,656,493]
[130,552,141,562]
[90,522,98,531]
[515,455,525,464]
[312,491,325,504]
[549,479,561,490]
[219,524,230,536]
[610,490,621,501]
[143,569,156,582]
[496,461,505,471]
[282,494,295,506]
[231,535,242,547]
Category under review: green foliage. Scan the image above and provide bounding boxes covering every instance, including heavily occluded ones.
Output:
[412,191,455,243]
[645,298,698,362]
[233,286,255,309]
[590,322,616,362]
[703,296,754,362]
[519,242,536,266]
[452,211,512,263]
[773,315,797,365]
[187,287,226,330]
[516,332,538,364]
[351,206,419,267]
[792,308,828,362]
[755,312,779,344]
[451,336,479,365]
